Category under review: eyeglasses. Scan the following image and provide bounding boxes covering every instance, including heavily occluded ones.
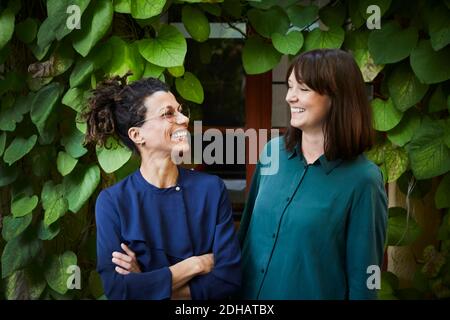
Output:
[134,105,190,126]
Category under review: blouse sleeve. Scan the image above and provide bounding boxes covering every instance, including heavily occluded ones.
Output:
[188,180,242,300]
[345,167,388,300]
[95,190,172,300]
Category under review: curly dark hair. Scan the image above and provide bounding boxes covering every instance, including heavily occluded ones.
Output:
[83,73,169,153]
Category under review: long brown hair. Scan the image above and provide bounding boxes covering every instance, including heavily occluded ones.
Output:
[284,49,374,160]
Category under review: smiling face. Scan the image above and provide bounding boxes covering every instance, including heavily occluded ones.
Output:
[286,71,331,134]
[129,91,190,157]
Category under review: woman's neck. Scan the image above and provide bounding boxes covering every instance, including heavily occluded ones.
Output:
[140,153,179,188]
[301,130,325,164]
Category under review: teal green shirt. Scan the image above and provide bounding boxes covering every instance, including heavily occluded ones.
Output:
[238,137,387,300]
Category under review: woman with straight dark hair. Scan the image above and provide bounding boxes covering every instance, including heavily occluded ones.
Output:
[238,49,388,300]
[85,74,241,300]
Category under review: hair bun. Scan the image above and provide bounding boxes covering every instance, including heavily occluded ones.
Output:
[83,73,132,147]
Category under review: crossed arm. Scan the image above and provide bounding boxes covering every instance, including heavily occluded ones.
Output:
[112,243,214,300]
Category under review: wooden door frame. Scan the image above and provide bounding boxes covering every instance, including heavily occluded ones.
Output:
[245,71,273,190]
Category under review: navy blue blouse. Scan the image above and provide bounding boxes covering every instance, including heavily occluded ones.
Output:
[95,167,242,300]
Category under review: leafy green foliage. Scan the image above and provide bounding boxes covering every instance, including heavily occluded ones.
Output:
[182,5,210,42]
[242,36,281,74]
[406,118,450,180]
[44,251,77,294]
[272,31,303,55]
[386,207,421,246]
[410,40,450,84]
[138,25,187,68]
[371,98,403,131]
[175,72,204,104]
[72,0,113,57]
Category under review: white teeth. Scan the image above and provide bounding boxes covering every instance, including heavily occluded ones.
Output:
[291,107,305,113]
[171,130,188,140]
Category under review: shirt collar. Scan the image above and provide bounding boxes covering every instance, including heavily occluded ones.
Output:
[287,144,343,174]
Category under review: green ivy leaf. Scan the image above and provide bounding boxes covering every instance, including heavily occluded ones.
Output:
[199,3,222,17]
[31,83,64,132]
[131,0,166,19]
[223,0,242,18]
[0,131,6,157]
[72,0,113,57]
[384,146,409,183]
[271,31,303,55]
[38,220,61,241]
[63,164,100,213]
[0,8,15,50]
[62,88,89,113]
[3,135,38,165]
[344,31,383,82]
[242,36,281,75]
[371,98,403,131]
[348,0,365,29]
[36,0,90,50]
[248,6,290,38]
[168,65,185,78]
[138,25,187,68]
[368,22,418,65]
[41,181,69,226]
[61,124,88,159]
[320,1,346,27]
[353,49,384,82]
[2,214,33,242]
[410,40,450,84]
[435,173,450,209]
[175,72,204,104]
[29,146,55,178]
[387,108,421,147]
[143,62,165,79]
[406,118,450,180]
[57,151,78,176]
[4,268,47,300]
[387,207,421,246]
[428,4,450,51]
[44,251,77,294]
[304,27,345,51]
[1,232,42,279]
[114,0,131,13]
[366,142,408,183]
[0,94,32,132]
[104,38,144,82]
[0,162,18,187]
[388,63,429,112]
[182,5,210,42]
[96,138,132,173]
[429,85,448,113]
[286,4,318,29]
[248,0,278,10]
[11,195,39,218]
[70,44,112,87]
[15,18,38,44]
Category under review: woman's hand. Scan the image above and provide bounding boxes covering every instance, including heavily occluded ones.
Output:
[112,243,141,275]
[169,253,215,291]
